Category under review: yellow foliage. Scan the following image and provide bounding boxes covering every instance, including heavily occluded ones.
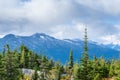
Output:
[23,75,32,80]
[102,78,114,80]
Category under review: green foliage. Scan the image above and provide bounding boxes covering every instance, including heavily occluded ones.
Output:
[68,49,74,69]
[0,28,120,80]
[75,28,92,80]
[0,45,21,80]
[54,61,61,80]
[0,44,119,80]
[32,69,39,80]
[94,73,101,80]
[20,45,25,68]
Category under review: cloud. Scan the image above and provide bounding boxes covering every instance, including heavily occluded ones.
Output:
[0,0,120,44]
[76,0,120,16]
[0,0,78,23]
[100,34,120,45]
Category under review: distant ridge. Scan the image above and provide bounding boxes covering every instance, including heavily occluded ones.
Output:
[0,33,119,63]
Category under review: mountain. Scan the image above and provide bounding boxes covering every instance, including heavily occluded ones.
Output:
[104,43,120,50]
[0,33,119,63]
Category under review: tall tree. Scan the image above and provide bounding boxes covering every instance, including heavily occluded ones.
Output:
[0,53,4,80]
[20,45,25,68]
[2,45,21,80]
[68,49,74,79]
[76,27,91,80]
[68,49,74,69]
[54,61,61,80]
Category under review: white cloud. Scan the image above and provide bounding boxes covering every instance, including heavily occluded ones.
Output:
[100,35,120,45]
[50,22,86,39]
[0,0,120,45]
[76,0,120,16]
[0,0,77,24]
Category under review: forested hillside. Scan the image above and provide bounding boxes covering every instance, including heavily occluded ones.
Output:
[0,28,120,80]
[0,33,118,64]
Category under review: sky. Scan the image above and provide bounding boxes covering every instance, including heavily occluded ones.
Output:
[0,0,120,45]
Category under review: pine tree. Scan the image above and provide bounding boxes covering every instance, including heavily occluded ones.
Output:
[68,49,74,79]
[39,55,50,79]
[73,63,79,78]
[76,27,91,80]
[34,54,41,70]
[109,59,115,77]
[2,45,21,80]
[28,51,34,69]
[48,59,54,70]
[0,53,4,80]
[80,27,90,80]
[54,62,61,80]
[14,49,20,67]
[24,46,30,68]
[68,49,74,69]
[20,45,25,68]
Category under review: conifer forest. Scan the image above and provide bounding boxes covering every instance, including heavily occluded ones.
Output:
[0,28,119,80]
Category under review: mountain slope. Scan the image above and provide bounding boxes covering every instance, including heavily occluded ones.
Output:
[0,33,119,63]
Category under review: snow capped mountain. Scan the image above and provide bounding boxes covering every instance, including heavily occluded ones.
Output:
[0,33,119,63]
[103,43,120,51]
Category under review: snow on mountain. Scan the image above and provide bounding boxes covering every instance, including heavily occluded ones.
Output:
[103,43,120,51]
[0,33,119,63]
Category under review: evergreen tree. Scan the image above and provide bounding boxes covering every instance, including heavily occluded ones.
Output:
[73,63,79,78]
[94,73,101,80]
[32,69,39,80]
[0,53,4,80]
[14,49,20,67]
[54,62,61,80]
[39,55,50,79]
[24,46,29,68]
[20,45,25,68]
[34,54,41,70]
[28,51,35,69]
[109,60,115,77]
[2,45,21,80]
[48,59,54,70]
[76,28,91,80]
[80,28,90,80]
[68,49,74,79]
[68,49,74,69]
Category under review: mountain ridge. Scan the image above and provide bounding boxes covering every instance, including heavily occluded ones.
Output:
[0,33,119,63]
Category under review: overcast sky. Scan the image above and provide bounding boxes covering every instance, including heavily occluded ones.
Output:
[0,0,120,45]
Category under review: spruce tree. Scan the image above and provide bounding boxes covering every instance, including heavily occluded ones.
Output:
[68,49,74,69]
[55,62,61,80]
[24,46,30,68]
[109,60,115,77]
[28,51,34,69]
[76,28,91,80]
[2,45,21,80]
[68,49,74,79]
[81,28,90,79]
[14,49,20,67]
[0,53,4,80]
[20,45,25,68]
